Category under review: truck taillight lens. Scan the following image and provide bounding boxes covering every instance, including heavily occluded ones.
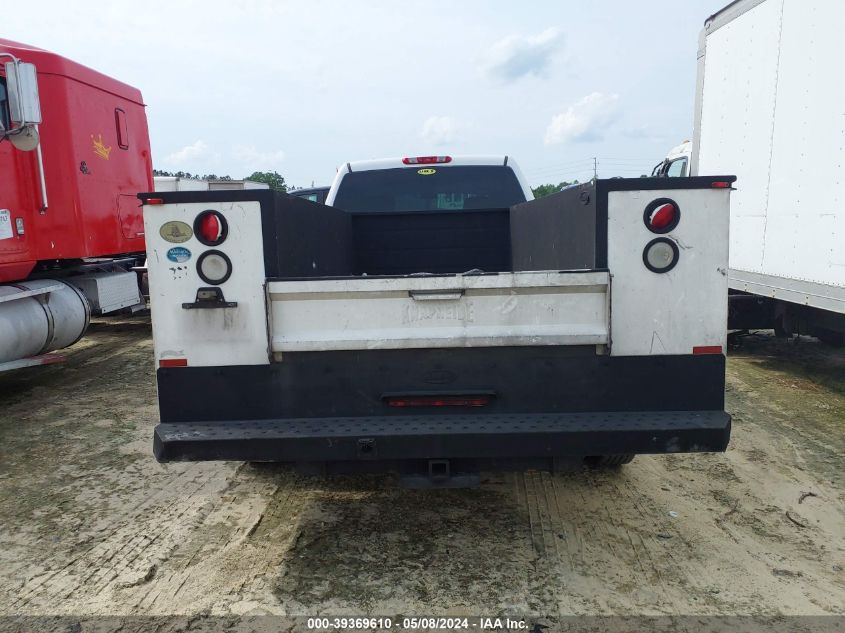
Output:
[402,156,452,165]
[196,250,232,285]
[194,210,228,246]
[643,238,679,273]
[386,395,491,407]
[643,198,680,233]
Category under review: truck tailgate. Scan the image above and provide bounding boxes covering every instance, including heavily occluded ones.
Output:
[267,271,608,352]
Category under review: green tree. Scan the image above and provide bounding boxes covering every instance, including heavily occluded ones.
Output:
[531,180,577,198]
[246,170,287,192]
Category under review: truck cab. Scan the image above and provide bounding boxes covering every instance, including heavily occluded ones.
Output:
[651,140,691,178]
[288,186,330,205]
[326,155,533,211]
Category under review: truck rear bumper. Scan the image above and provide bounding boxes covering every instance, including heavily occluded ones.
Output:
[153,410,731,463]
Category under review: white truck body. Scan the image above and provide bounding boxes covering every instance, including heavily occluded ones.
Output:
[691,0,845,321]
[141,158,734,472]
[154,177,270,192]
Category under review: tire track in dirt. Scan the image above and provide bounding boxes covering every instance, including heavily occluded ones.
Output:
[2,326,844,616]
[11,465,235,610]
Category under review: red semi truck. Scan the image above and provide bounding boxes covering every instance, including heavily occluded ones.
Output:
[0,39,152,370]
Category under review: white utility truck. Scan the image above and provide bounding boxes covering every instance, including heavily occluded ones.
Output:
[659,0,845,343]
[141,155,734,482]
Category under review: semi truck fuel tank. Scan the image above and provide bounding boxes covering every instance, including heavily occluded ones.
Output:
[0,279,90,365]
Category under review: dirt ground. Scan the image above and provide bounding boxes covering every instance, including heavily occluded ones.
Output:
[0,316,843,618]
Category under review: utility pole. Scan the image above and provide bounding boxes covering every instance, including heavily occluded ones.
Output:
[593,157,598,180]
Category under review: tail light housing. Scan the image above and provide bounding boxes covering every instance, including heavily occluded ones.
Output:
[194,210,228,246]
[384,393,492,408]
[643,237,680,273]
[402,156,452,165]
[643,198,680,233]
[196,250,233,285]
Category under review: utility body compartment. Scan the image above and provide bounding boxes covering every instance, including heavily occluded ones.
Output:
[141,176,735,470]
[267,271,609,353]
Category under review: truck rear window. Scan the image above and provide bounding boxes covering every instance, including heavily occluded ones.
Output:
[332,166,526,212]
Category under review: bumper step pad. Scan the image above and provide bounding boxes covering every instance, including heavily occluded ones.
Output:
[154,410,731,462]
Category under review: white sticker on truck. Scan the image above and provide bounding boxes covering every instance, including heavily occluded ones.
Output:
[0,210,14,240]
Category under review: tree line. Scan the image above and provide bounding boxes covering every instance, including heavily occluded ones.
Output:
[153,170,579,199]
[153,169,288,192]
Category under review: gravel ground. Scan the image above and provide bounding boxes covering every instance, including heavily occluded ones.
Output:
[0,317,842,619]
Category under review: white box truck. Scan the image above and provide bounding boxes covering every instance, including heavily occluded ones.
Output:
[141,155,735,481]
[671,0,845,343]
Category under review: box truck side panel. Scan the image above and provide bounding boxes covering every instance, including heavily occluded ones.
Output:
[696,0,781,275]
[763,0,845,290]
[695,0,845,319]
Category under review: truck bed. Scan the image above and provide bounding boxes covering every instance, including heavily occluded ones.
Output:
[141,177,734,468]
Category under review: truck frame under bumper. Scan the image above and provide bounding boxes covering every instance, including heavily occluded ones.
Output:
[153,410,731,463]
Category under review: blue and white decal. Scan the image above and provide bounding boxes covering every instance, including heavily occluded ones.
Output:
[166,246,192,263]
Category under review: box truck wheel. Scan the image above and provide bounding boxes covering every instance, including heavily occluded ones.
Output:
[585,454,636,468]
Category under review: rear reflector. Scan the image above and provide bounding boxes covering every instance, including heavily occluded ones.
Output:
[387,395,491,408]
[146,198,165,205]
[402,156,452,165]
[711,181,732,188]
[159,358,188,367]
[693,346,723,355]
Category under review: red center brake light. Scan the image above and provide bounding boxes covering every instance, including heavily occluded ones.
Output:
[386,394,491,408]
[649,203,676,229]
[402,156,453,165]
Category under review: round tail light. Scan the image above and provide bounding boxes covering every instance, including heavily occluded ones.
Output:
[194,210,228,246]
[643,238,679,273]
[643,198,680,233]
[196,250,232,285]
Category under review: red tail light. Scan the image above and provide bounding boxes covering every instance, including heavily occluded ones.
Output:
[402,156,452,165]
[200,214,221,241]
[194,210,228,246]
[159,358,188,367]
[649,203,676,229]
[146,198,164,205]
[644,198,681,233]
[711,181,732,188]
[693,345,723,354]
[386,394,491,408]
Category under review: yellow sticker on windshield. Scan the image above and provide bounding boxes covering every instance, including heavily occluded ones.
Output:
[417,168,436,175]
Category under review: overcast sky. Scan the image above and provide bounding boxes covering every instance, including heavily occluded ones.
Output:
[12,0,722,188]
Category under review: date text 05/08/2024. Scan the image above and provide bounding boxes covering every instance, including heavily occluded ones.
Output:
[306,617,537,631]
